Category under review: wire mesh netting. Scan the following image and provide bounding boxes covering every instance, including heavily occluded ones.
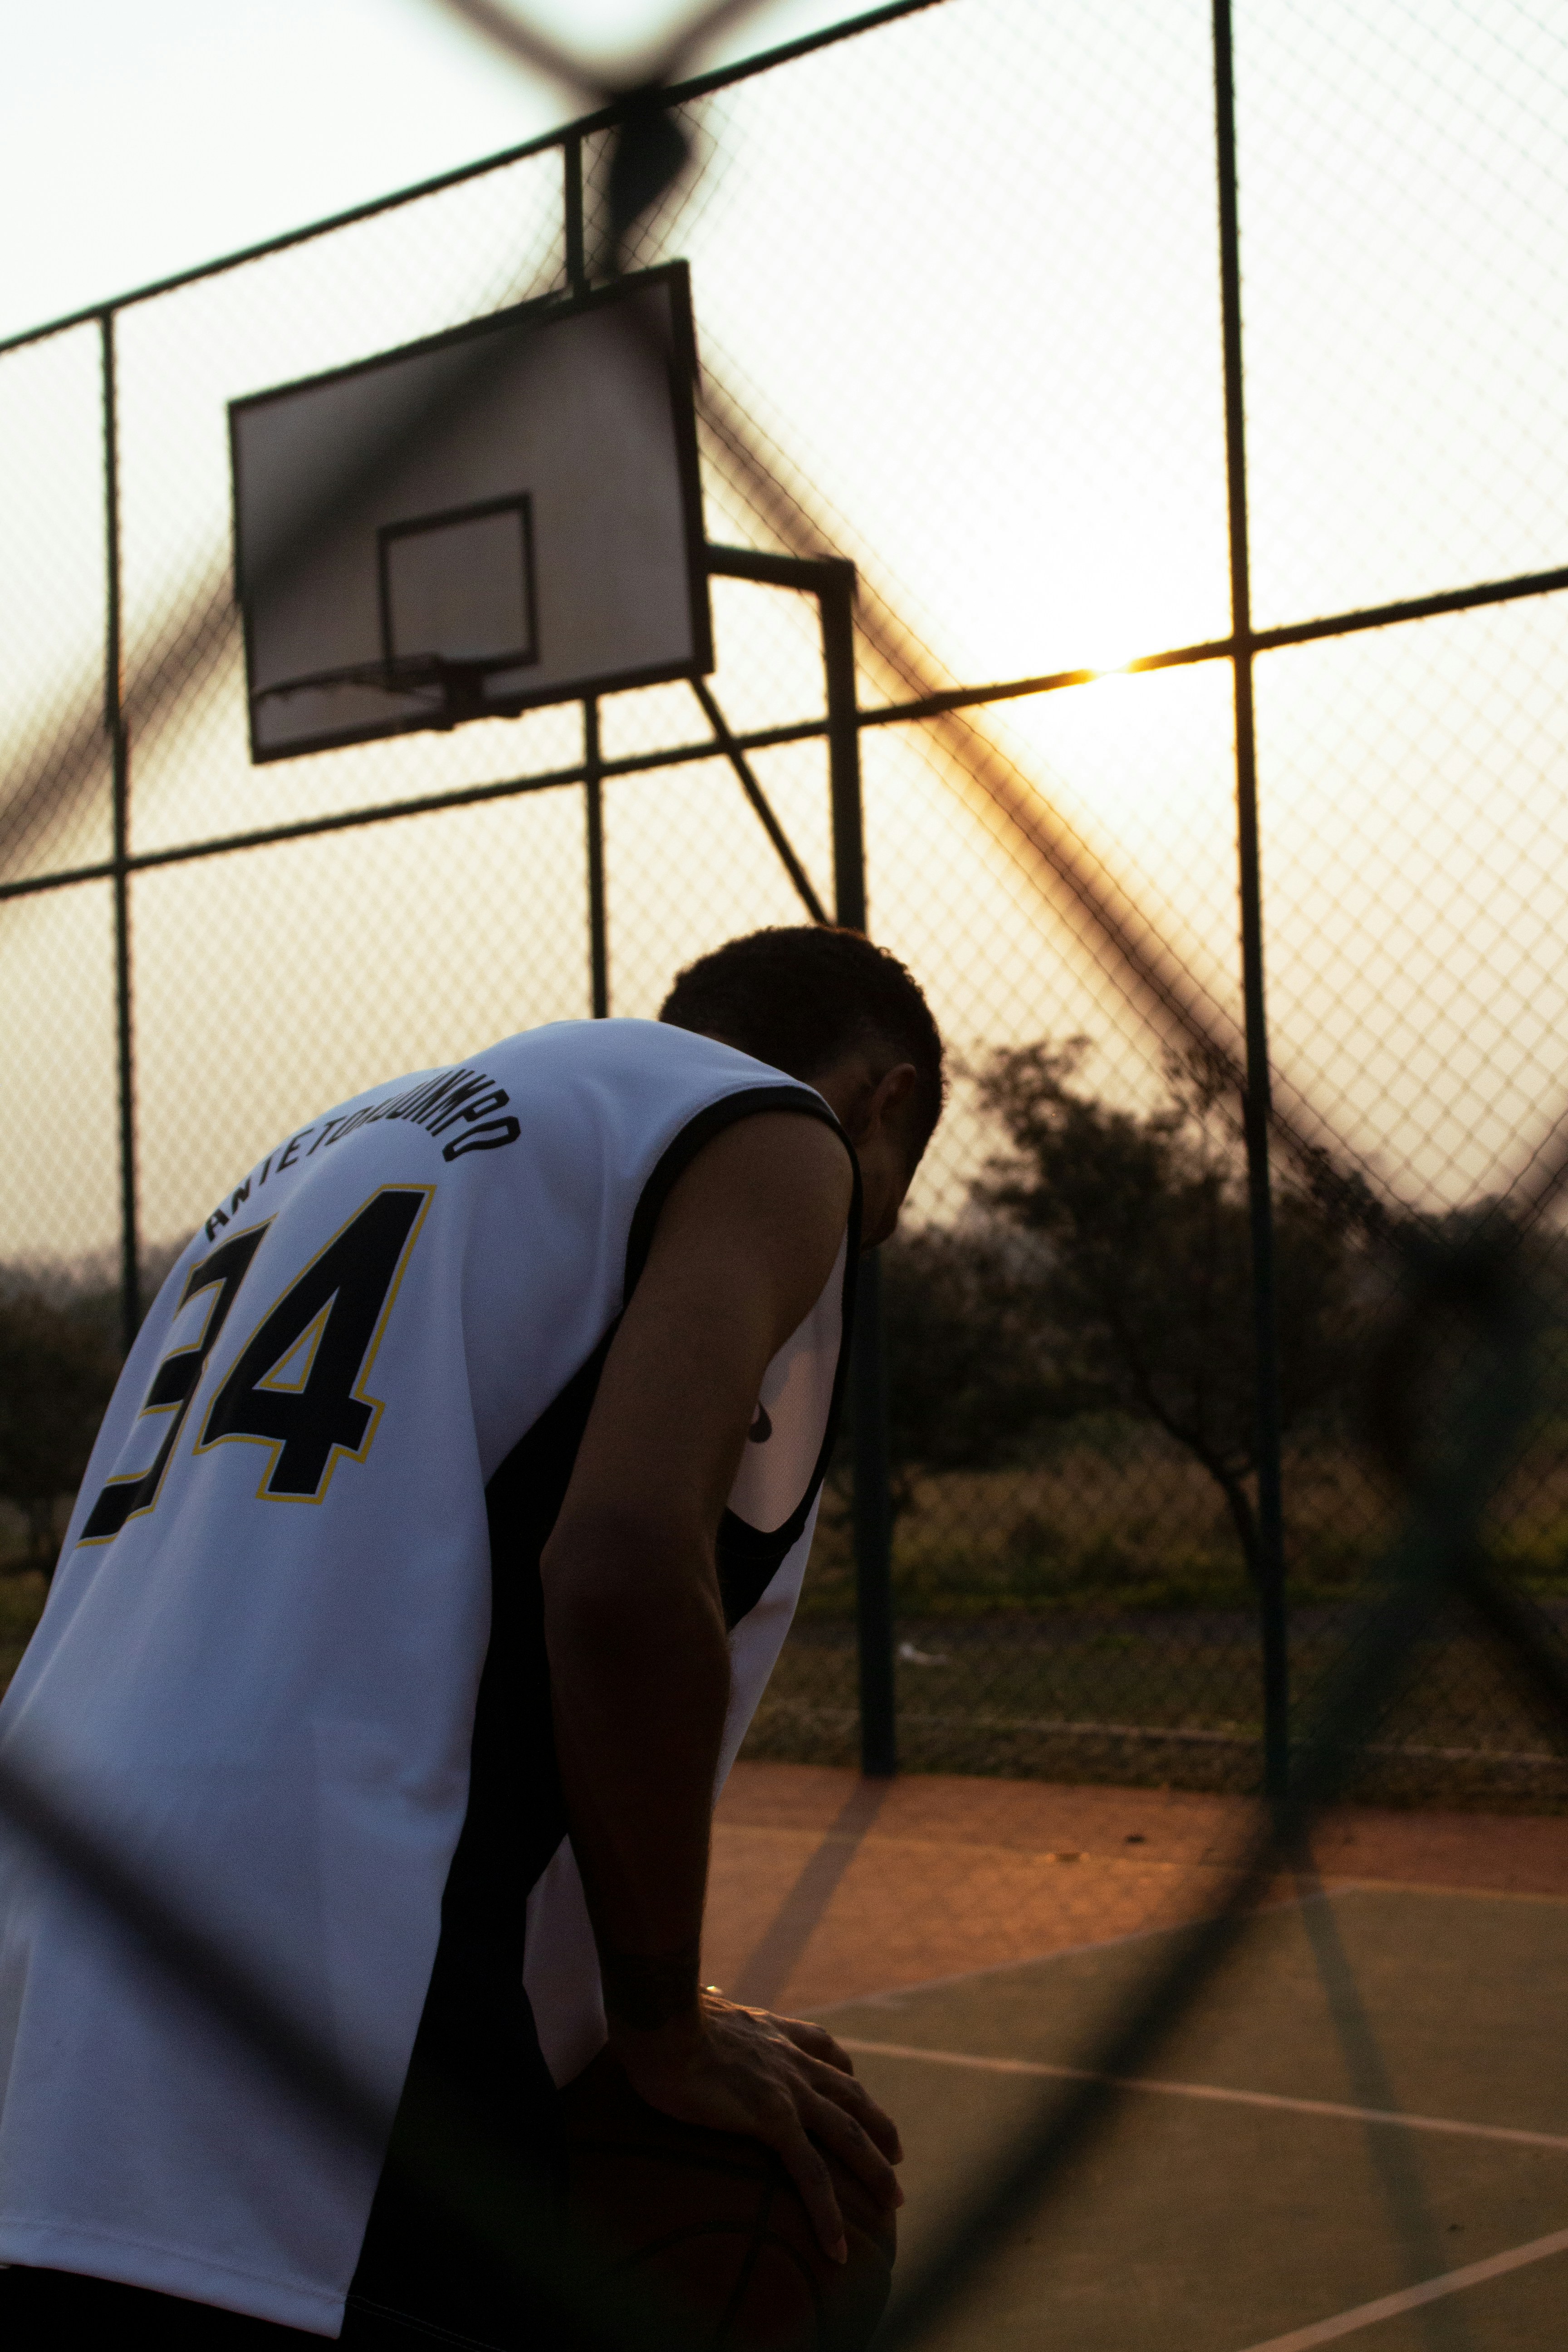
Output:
[4,0,1568,1822]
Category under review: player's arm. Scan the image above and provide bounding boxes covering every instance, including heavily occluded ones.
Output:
[539,1111,902,2260]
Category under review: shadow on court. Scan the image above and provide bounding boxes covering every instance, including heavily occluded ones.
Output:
[709,1764,1568,2352]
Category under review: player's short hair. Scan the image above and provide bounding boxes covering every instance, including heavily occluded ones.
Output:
[659,926,946,1157]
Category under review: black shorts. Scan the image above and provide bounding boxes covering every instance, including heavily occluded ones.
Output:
[0,2057,894,2352]
[0,2264,453,2348]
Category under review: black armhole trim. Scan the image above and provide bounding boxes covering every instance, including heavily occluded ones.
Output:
[626,1083,861,1622]
[714,1172,861,1580]
[624,1083,859,1298]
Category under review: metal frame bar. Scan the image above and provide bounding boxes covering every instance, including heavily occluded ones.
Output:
[563,130,587,299]
[101,312,141,1357]
[689,677,828,922]
[702,544,898,1777]
[11,555,1568,910]
[849,1247,897,1780]
[584,699,609,1019]
[0,0,950,361]
[817,566,898,1780]
[1213,0,1289,1798]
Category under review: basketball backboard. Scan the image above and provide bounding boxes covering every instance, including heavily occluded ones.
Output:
[230,264,711,762]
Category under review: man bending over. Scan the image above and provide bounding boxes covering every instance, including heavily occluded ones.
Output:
[0,925,945,2347]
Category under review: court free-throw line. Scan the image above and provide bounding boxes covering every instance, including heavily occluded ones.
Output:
[835,2040,1568,2156]
[1232,2226,1568,2351]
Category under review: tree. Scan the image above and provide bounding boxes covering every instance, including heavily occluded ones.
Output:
[973,1039,1357,1584]
[0,1293,120,1569]
[879,1224,1069,1483]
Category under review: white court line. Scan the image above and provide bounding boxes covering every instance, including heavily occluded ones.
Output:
[836,2038,1568,2156]
[1234,2225,1568,2350]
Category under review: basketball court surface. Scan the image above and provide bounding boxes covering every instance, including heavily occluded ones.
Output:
[707,1766,1568,2351]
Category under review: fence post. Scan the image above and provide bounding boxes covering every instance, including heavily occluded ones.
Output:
[563,130,586,297]
[701,544,899,1776]
[584,698,608,1018]
[848,1250,897,1778]
[819,564,898,1779]
[1212,0,1289,1799]
[102,310,141,1359]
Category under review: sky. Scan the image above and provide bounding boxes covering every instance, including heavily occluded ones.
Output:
[4,0,1568,1260]
[0,0,862,343]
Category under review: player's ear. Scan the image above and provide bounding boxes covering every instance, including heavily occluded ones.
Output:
[866,1062,918,1148]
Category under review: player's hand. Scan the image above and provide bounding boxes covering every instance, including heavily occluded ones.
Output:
[607,1990,904,2262]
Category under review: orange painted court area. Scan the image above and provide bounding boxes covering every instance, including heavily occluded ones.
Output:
[707,1761,1568,2012]
[709,1766,1568,2352]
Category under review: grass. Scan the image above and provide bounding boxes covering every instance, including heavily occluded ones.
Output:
[798,1431,1568,1621]
[754,1429,1568,1808]
[742,1606,1568,1809]
[801,1445,1366,1620]
[0,1569,48,1695]
[8,1430,1568,1809]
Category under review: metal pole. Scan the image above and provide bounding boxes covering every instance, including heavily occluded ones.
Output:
[1213,0,1289,1798]
[819,566,867,932]
[849,1251,897,1777]
[584,699,609,1018]
[690,677,829,924]
[563,131,587,297]
[102,311,141,1358]
[818,565,897,1777]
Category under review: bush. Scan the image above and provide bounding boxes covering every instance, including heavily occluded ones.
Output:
[0,1284,121,1570]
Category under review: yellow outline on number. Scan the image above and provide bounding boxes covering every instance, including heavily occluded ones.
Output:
[193,1183,434,1505]
[254,1298,332,1394]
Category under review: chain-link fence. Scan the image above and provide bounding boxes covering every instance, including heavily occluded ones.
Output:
[5,0,1568,1809]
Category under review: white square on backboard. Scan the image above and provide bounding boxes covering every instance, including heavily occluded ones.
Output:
[381,498,535,670]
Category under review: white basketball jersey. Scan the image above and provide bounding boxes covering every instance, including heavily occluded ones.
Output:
[0,1019,856,2337]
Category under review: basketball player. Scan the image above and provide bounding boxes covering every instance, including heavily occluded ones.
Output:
[0,926,943,2348]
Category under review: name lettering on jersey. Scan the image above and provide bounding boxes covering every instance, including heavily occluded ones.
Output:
[201,1064,519,1241]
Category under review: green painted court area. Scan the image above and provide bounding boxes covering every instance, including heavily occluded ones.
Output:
[814,1886,1568,2352]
